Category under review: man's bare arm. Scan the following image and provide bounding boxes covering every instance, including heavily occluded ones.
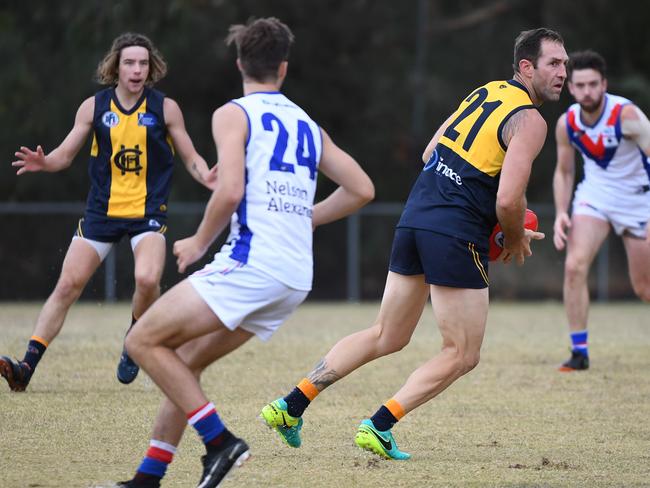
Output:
[173,103,247,272]
[422,114,455,164]
[621,104,650,156]
[496,108,547,264]
[312,129,374,228]
[552,113,576,250]
[164,98,216,190]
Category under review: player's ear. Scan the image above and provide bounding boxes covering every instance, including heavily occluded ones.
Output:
[518,58,534,79]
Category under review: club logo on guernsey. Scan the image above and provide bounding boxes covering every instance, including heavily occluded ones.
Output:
[102,111,120,128]
[424,149,462,185]
[423,149,439,171]
[602,126,618,148]
[114,144,143,175]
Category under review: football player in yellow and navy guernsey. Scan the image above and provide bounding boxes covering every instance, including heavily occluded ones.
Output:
[0,33,216,392]
[261,28,567,460]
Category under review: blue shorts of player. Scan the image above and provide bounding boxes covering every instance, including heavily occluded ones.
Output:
[75,214,167,242]
[388,228,489,289]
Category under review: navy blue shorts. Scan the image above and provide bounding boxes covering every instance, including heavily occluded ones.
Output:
[75,214,167,243]
[389,228,489,289]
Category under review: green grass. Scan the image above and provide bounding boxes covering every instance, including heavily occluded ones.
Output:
[1,302,649,487]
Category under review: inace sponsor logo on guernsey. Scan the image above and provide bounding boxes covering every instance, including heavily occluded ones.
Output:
[266,179,313,217]
[423,149,462,185]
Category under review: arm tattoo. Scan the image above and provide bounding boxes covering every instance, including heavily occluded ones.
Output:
[307,358,342,391]
[501,109,527,147]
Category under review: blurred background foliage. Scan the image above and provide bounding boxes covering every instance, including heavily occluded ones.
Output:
[1,0,649,300]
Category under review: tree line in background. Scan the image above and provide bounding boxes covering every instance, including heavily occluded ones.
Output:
[1,0,649,299]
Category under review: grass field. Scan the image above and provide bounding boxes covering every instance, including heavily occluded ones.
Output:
[1,301,649,487]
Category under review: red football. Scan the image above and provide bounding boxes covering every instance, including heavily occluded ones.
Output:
[488,209,539,261]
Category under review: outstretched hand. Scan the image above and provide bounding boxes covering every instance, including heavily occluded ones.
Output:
[499,229,545,266]
[553,212,571,251]
[13,145,46,175]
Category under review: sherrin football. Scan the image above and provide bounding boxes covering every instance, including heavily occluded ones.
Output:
[488,209,539,261]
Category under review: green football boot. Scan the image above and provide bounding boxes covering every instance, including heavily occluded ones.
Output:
[354,419,411,460]
[260,398,303,448]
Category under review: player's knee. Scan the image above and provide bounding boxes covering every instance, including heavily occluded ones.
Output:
[564,256,589,282]
[443,344,479,376]
[53,275,85,303]
[124,328,146,362]
[372,323,410,355]
[134,270,160,296]
[461,350,481,374]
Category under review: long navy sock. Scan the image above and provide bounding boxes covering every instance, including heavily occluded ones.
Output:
[283,387,311,417]
[22,336,48,375]
[370,405,399,431]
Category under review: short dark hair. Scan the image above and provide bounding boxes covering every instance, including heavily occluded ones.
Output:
[96,33,167,86]
[225,17,295,82]
[567,50,607,81]
[513,28,564,73]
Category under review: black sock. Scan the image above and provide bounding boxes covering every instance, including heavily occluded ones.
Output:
[370,405,398,431]
[132,472,161,487]
[22,339,47,375]
[283,387,310,417]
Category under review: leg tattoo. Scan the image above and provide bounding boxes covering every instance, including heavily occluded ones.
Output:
[307,359,341,391]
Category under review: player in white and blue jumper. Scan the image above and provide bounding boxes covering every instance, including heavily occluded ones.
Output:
[553,50,650,371]
[117,17,374,488]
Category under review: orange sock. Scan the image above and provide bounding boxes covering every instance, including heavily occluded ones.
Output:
[384,398,405,420]
[297,378,319,401]
[369,398,405,431]
[30,335,49,347]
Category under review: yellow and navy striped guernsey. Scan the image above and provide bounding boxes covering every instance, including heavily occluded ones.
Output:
[86,87,175,219]
[398,79,536,245]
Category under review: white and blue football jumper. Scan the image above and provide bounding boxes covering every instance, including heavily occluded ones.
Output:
[566,93,650,195]
[566,93,650,236]
[212,91,322,291]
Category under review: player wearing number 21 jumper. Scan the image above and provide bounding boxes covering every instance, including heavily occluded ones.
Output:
[117,17,374,488]
[261,28,566,460]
